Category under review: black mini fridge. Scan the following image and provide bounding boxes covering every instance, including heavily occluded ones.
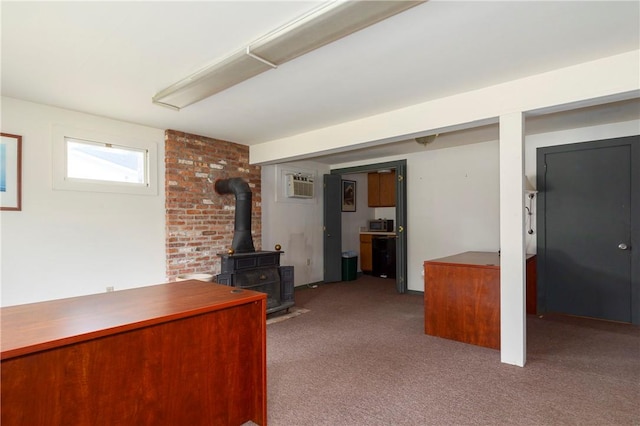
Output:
[372,236,396,279]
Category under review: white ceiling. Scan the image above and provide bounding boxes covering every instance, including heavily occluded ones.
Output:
[2,1,639,164]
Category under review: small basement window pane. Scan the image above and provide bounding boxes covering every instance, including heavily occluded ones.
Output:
[66,138,147,185]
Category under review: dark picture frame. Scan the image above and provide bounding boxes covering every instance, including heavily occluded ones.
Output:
[341,180,356,212]
[0,133,22,211]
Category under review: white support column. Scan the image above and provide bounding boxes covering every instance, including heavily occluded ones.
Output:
[499,112,527,367]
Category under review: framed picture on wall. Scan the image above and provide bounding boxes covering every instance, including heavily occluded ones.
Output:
[0,133,22,211]
[341,180,356,212]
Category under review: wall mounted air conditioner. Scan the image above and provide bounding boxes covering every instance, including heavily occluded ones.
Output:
[286,174,314,199]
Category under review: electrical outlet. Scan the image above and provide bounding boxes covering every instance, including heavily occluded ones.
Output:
[106,286,114,292]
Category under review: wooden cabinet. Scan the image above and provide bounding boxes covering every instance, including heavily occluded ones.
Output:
[360,233,373,273]
[1,281,267,426]
[368,170,396,207]
[423,252,537,350]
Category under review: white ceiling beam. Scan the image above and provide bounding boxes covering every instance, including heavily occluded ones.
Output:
[250,50,640,165]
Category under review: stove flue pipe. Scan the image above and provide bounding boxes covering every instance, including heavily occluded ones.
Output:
[215,177,256,253]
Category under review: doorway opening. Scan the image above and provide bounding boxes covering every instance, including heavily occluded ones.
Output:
[326,160,407,293]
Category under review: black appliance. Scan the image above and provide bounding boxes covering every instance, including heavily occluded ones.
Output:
[367,219,394,232]
[372,236,396,278]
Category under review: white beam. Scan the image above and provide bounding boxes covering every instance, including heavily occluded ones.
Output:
[499,112,526,367]
[250,50,639,165]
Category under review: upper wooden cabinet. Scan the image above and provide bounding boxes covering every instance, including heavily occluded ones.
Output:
[368,170,396,207]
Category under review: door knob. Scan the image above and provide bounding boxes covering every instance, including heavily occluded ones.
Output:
[618,243,629,250]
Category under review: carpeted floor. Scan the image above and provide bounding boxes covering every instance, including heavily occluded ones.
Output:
[265,275,640,425]
[266,307,310,325]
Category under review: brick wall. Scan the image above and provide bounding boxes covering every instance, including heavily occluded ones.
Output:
[165,130,261,281]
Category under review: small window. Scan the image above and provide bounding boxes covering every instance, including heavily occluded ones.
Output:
[65,138,147,185]
[53,125,158,195]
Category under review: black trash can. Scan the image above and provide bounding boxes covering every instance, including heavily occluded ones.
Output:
[341,251,358,281]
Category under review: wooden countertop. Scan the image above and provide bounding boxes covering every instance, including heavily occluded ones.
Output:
[424,251,536,269]
[1,281,265,360]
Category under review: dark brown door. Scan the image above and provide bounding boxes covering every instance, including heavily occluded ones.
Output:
[537,136,639,323]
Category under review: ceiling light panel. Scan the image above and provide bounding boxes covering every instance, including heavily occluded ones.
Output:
[249,1,424,64]
[152,50,272,110]
[153,0,425,110]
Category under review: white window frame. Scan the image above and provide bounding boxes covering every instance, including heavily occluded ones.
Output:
[52,125,158,195]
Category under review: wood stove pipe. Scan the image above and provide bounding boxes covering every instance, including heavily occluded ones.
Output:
[215,177,256,253]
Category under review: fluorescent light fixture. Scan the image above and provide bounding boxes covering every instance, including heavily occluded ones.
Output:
[153,1,425,110]
[152,50,273,111]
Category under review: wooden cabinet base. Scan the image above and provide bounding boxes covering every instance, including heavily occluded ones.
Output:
[425,259,500,349]
[360,233,373,273]
[424,252,536,350]
[1,281,267,426]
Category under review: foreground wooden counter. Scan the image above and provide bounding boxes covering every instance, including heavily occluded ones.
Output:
[424,252,536,349]
[1,281,267,426]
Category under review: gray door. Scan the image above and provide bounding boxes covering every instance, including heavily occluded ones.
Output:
[323,174,342,282]
[394,162,407,293]
[537,136,639,323]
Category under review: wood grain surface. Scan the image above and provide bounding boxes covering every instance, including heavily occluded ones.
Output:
[1,281,267,425]
[424,252,537,349]
[425,261,501,349]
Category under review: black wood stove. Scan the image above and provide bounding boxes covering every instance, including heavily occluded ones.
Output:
[213,178,294,315]
[216,251,294,314]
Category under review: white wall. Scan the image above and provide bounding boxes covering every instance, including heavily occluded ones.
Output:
[261,161,329,286]
[261,142,498,291]
[0,97,166,306]
[333,140,501,292]
[406,140,501,291]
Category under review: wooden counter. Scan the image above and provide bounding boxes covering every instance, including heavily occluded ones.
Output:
[423,251,536,349]
[358,231,396,236]
[1,281,267,425]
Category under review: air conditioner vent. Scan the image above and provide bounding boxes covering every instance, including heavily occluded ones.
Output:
[286,174,314,199]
